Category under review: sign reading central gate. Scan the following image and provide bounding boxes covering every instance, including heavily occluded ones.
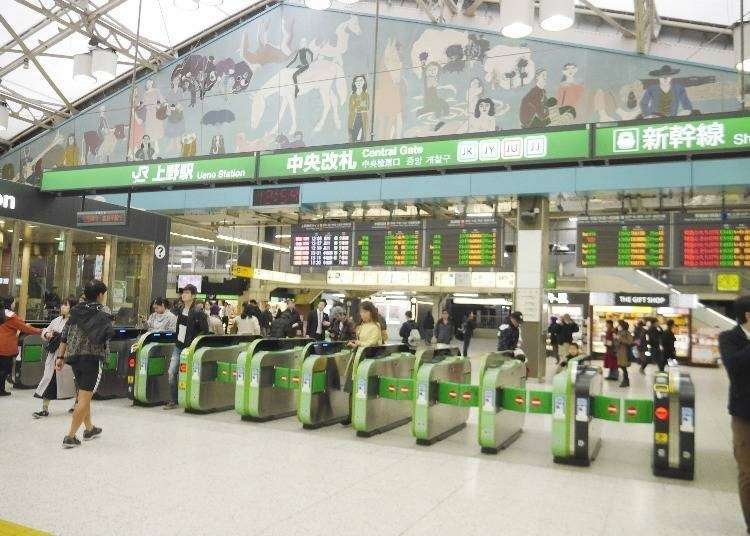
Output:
[257,126,589,179]
[41,154,256,192]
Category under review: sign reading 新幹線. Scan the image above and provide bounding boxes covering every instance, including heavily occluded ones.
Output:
[257,127,590,179]
[41,155,256,192]
[595,114,750,158]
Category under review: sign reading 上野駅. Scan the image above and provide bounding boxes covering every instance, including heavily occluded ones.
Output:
[40,155,256,192]
[595,114,750,158]
[257,127,590,179]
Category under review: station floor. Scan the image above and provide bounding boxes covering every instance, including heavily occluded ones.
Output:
[0,337,745,536]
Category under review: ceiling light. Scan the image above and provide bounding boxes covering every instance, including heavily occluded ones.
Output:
[275,234,291,239]
[734,20,750,71]
[181,250,193,255]
[216,234,290,253]
[500,0,534,38]
[540,0,574,32]
[170,231,214,243]
[91,48,117,80]
[174,0,199,9]
[73,53,93,81]
[568,216,578,223]
[27,225,37,229]
[95,236,104,240]
[0,102,8,131]
[180,258,193,263]
[305,0,332,10]
[6,229,12,233]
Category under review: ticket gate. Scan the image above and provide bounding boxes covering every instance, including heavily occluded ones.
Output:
[297,341,356,429]
[412,346,469,446]
[94,328,144,400]
[178,334,261,413]
[235,338,311,421]
[477,351,527,454]
[351,344,416,437]
[551,357,603,466]
[13,323,48,388]
[653,368,695,480]
[128,331,177,406]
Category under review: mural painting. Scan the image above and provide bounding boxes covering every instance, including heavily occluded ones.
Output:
[0,4,739,184]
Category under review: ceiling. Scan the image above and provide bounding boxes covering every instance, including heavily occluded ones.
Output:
[0,0,742,146]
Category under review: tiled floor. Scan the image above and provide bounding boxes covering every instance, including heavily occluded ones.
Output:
[1,338,745,536]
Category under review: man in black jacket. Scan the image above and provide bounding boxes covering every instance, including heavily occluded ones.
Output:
[57,279,114,448]
[399,311,418,345]
[285,299,303,337]
[498,311,523,352]
[720,295,750,533]
[557,314,579,359]
[164,284,209,410]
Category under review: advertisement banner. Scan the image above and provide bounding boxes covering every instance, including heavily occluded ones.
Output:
[41,155,256,192]
[258,127,590,179]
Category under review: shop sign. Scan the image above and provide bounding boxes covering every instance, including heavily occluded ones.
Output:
[614,293,669,306]
[547,292,569,304]
[595,114,750,158]
[41,155,256,192]
[76,210,127,227]
[231,265,254,279]
[716,273,741,292]
[258,127,590,179]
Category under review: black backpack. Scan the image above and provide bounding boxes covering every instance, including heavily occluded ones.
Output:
[270,315,290,338]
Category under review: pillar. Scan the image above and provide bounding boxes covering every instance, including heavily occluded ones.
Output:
[17,241,31,319]
[61,230,74,300]
[8,220,21,299]
[103,237,117,309]
[514,196,550,379]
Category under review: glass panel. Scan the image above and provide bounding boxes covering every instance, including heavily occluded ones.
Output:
[112,241,150,326]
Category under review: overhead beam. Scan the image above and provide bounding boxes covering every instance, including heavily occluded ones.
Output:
[0,15,74,111]
[578,0,636,37]
[463,0,485,16]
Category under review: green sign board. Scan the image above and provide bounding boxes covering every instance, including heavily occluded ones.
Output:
[258,127,590,179]
[595,114,750,158]
[40,154,256,192]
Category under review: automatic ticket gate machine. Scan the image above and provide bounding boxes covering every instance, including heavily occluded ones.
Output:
[653,368,695,480]
[13,322,48,388]
[95,327,144,399]
[178,334,261,413]
[551,357,604,466]
[297,341,356,429]
[234,338,312,421]
[411,346,471,446]
[128,330,177,406]
[351,344,416,437]
[477,351,527,454]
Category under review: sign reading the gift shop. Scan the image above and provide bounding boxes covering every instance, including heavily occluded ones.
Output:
[258,127,589,179]
[595,114,750,158]
[614,293,669,306]
[41,154,256,192]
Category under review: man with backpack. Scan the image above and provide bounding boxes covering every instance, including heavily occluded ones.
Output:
[399,311,419,345]
[56,280,114,448]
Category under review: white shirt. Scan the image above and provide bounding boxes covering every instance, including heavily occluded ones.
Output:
[742,325,750,340]
[316,310,324,335]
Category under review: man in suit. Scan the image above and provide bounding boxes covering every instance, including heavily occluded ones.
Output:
[285,298,303,338]
[306,300,330,340]
[719,295,750,534]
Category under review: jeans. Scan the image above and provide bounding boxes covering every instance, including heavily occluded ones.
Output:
[168,346,182,404]
[421,329,433,343]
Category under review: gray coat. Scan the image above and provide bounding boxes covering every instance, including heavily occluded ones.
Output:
[435,320,453,344]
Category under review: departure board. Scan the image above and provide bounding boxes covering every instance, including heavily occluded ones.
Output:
[427,217,501,268]
[291,222,352,267]
[676,212,750,268]
[577,214,669,268]
[355,220,422,267]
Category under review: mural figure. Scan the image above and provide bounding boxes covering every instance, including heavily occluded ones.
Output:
[374,38,406,140]
[639,65,698,118]
[348,75,370,142]
[83,106,121,164]
[310,15,361,64]
[181,133,197,157]
[410,28,473,74]
[519,69,556,128]
[142,80,164,156]
[241,18,294,70]
[171,55,220,106]
[465,33,490,63]
[20,132,62,181]
[134,135,156,161]
[470,98,496,132]
[417,54,450,118]
[60,134,81,167]
[286,40,315,99]
[214,58,253,97]
[164,103,186,153]
[127,89,145,160]
[209,134,226,155]
[556,63,585,113]
[484,44,535,90]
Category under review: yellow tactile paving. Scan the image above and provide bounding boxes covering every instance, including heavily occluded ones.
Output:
[0,519,51,536]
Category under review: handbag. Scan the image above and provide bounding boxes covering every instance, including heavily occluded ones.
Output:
[44,332,61,354]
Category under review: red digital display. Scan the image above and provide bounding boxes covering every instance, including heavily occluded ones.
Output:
[252,186,300,207]
[676,213,750,268]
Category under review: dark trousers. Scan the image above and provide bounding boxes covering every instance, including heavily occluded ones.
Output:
[733,416,750,531]
[0,356,12,392]
[619,366,629,383]
[462,337,471,357]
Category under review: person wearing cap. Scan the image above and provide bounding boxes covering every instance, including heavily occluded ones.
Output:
[330,306,355,342]
[640,64,695,118]
[498,311,523,353]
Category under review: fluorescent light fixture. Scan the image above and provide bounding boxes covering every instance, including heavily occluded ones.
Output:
[454,297,513,306]
[180,258,193,264]
[453,293,479,298]
[540,0,575,31]
[216,234,290,253]
[53,237,62,241]
[170,232,215,243]
[91,48,117,80]
[27,225,37,229]
[252,268,301,284]
[181,250,193,255]
[465,212,494,218]
[568,216,578,223]
[500,0,533,38]
[0,102,8,131]
[72,53,93,82]
[275,234,292,239]
[95,236,104,240]
[6,229,12,233]
[734,20,750,71]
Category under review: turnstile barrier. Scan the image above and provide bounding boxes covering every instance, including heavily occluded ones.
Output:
[13,324,47,388]
[128,330,177,406]
[652,368,695,481]
[94,327,144,400]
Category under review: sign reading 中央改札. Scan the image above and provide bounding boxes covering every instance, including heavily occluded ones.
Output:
[258,127,589,179]
[595,114,750,158]
[41,155,256,192]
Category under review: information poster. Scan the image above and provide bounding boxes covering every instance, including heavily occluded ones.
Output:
[675,212,750,268]
[291,222,352,267]
[577,214,669,268]
[427,217,501,268]
[355,221,422,267]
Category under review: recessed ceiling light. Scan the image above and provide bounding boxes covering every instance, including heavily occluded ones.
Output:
[95,236,104,240]
[27,225,37,229]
